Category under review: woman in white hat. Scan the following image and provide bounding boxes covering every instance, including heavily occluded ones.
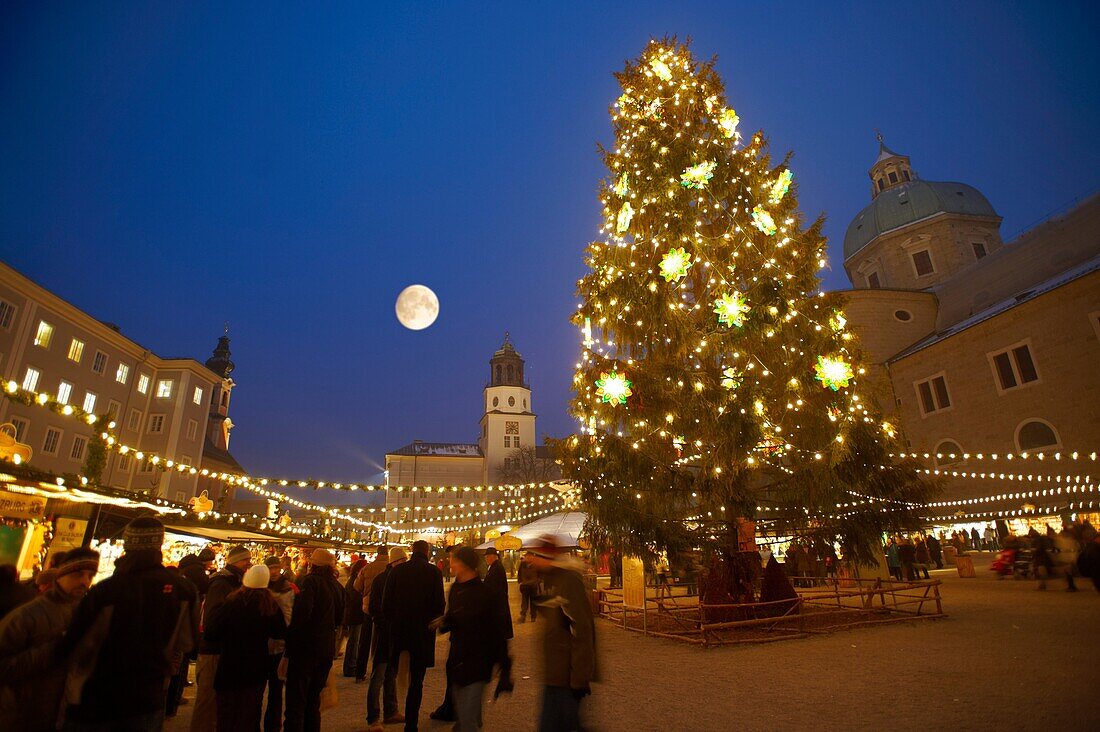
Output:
[204,563,287,731]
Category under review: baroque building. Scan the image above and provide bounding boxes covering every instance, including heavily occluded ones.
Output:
[840,138,1100,526]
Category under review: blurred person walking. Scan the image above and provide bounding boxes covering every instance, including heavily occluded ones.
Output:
[518,552,540,618]
[483,547,514,697]
[284,549,344,732]
[193,545,252,731]
[57,517,197,731]
[365,547,406,732]
[0,548,98,731]
[264,556,299,732]
[383,540,445,732]
[527,535,597,732]
[352,546,389,682]
[205,564,287,731]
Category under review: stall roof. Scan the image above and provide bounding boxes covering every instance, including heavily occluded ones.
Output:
[477,511,587,550]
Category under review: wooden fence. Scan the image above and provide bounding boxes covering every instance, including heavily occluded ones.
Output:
[597,576,945,647]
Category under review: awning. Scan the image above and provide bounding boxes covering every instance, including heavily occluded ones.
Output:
[477,511,587,550]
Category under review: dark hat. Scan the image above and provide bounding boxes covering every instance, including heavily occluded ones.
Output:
[484,547,499,556]
[124,517,164,552]
[264,555,283,568]
[197,548,216,562]
[452,546,479,573]
[56,547,100,578]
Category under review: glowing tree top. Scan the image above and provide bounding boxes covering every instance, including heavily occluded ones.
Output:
[562,39,932,561]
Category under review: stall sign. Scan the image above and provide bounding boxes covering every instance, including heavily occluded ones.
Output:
[0,489,47,520]
[622,555,646,609]
[48,517,89,562]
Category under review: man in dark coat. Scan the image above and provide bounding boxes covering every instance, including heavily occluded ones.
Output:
[193,544,251,731]
[483,548,514,697]
[926,534,944,569]
[284,548,344,732]
[518,552,540,621]
[57,518,198,730]
[383,540,444,732]
[366,547,406,732]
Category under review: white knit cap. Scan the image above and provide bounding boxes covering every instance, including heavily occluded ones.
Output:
[243,564,270,589]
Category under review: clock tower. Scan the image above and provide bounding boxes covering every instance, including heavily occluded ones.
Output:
[479,333,536,483]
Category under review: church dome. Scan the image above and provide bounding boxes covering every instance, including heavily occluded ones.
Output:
[843,179,998,261]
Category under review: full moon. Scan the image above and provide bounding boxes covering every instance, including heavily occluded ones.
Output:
[395,284,440,330]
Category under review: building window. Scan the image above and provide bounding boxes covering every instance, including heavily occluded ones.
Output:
[91,351,108,374]
[508,396,516,407]
[180,454,193,468]
[148,414,165,434]
[492,396,499,408]
[915,374,951,415]
[106,400,120,420]
[43,427,62,455]
[186,419,198,441]
[972,241,987,260]
[504,436,511,448]
[901,170,911,182]
[127,408,142,431]
[193,386,203,405]
[67,338,85,363]
[34,321,53,348]
[156,380,173,398]
[911,250,935,277]
[866,271,881,289]
[934,440,964,467]
[116,363,130,384]
[893,309,912,322]
[70,436,88,461]
[57,381,73,405]
[876,178,885,191]
[137,374,150,394]
[118,454,132,472]
[82,392,97,414]
[1016,419,1060,452]
[139,457,155,473]
[0,300,15,329]
[990,342,1039,392]
[10,418,28,442]
[220,392,229,407]
[22,367,41,392]
[888,171,898,183]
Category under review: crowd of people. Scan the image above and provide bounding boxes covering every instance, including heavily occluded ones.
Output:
[0,520,598,731]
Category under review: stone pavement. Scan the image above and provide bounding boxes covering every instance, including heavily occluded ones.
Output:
[171,557,1100,731]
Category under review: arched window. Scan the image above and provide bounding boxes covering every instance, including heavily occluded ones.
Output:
[507,364,514,382]
[1016,420,1060,452]
[495,365,502,384]
[934,439,963,467]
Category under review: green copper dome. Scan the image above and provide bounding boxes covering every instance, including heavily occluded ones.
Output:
[843,180,998,261]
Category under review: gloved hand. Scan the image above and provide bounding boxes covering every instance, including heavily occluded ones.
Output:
[571,685,591,701]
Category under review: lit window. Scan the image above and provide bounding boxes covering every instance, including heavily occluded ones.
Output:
[34,321,53,348]
[193,386,203,405]
[58,381,73,405]
[148,415,165,434]
[92,351,108,374]
[70,436,88,461]
[915,374,951,416]
[116,363,130,384]
[22,367,41,392]
[43,427,62,455]
[911,250,935,277]
[68,339,85,362]
[82,392,97,414]
[137,374,150,394]
[0,300,15,329]
[156,380,173,398]
[128,409,142,431]
[990,342,1039,392]
[1016,420,1059,452]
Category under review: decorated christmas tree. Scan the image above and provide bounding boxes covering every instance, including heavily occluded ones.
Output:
[561,39,935,599]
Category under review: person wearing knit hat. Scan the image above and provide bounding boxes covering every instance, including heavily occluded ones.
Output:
[193,545,254,730]
[284,545,346,731]
[123,516,165,553]
[388,546,409,565]
[0,545,100,728]
[204,559,286,730]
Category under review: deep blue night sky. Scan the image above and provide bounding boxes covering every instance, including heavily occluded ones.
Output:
[2,2,1097,486]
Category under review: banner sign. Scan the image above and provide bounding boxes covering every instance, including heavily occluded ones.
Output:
[622,555,646,608]
[0,489,48,521]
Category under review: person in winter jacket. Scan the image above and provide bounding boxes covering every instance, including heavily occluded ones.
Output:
[284,548,344,732]
[192,544,252,732]
[205,564,288,731]
[483,548,514,698]
[264,556,298,732]
[57,518,198,730]
[366,547,406,732]
[0,547,98,731]
[518,552,540,622]
[383,540,445,732]
[440,546,505,732]
[352,546,389,681]
[527,534,597,732]
[342,558,368,677]
[179,548,216,598]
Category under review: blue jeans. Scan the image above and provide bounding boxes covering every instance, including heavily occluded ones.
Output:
[539,685,581,732]
[366,658,398,722]
[451,681,485,731]
[63,709,165,731]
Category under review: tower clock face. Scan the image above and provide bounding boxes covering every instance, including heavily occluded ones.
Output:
[506,421,519,435]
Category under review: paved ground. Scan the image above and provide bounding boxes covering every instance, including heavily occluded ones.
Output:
[172,556,1100,731]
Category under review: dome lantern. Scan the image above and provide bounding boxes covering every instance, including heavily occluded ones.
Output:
[869,131,915,198]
